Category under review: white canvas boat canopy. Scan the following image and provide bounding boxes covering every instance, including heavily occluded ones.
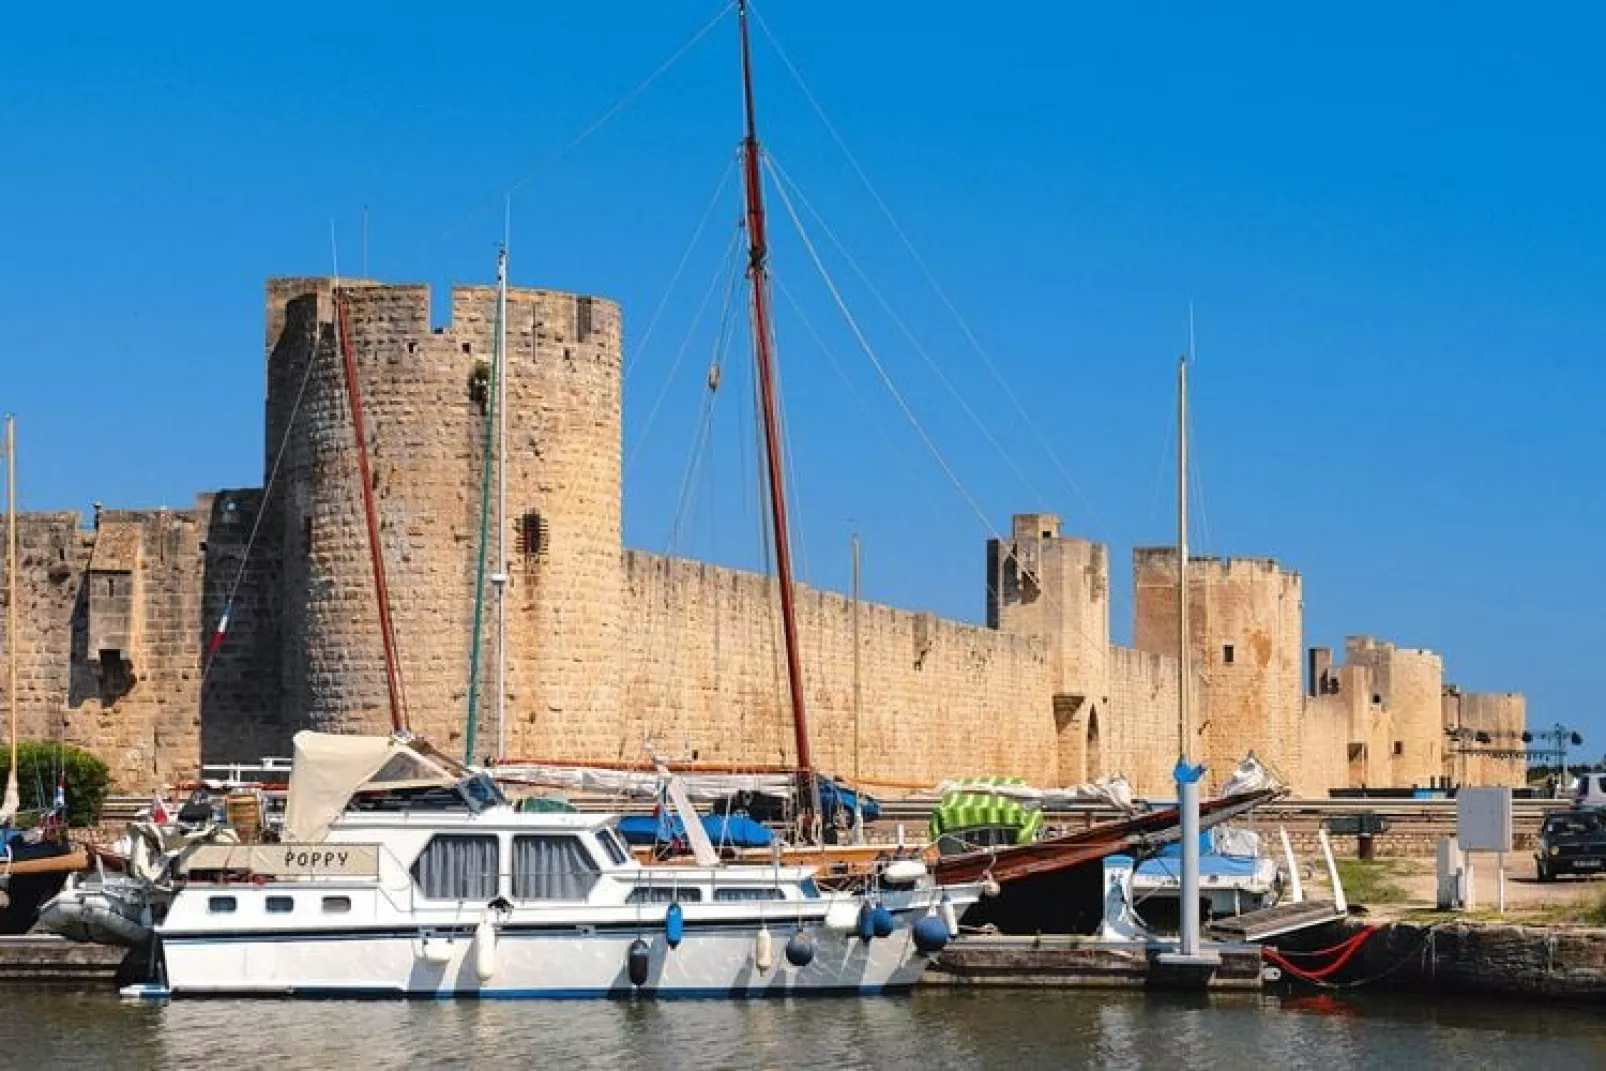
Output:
[282,731,471,843]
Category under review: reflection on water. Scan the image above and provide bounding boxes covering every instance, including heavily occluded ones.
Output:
[1,987,1602,1070]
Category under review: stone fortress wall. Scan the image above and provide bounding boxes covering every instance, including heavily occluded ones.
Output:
[0,276,1527,795]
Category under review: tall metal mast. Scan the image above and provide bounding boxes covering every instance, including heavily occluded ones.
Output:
[737,0,821,836]
[1178,356,1189,765]
[1174,353,1206,961]
[334,292,409,736]
[464,248,507,765]
[2,417,19,823]
[493,247,510,762]
[851,532,863,842]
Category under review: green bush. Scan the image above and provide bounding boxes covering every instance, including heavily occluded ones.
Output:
[6,741,111,828]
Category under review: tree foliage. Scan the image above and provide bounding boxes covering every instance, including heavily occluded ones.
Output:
[8,740,111,828]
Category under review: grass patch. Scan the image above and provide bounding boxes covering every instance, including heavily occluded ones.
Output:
[1578,889,1606,926]
[1334,859,1410,905]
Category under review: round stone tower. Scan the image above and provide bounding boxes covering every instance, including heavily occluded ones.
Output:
[264,278,622,756]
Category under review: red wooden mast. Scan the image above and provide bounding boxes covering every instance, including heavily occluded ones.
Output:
[737,0,822,835]
[335,291,409,736]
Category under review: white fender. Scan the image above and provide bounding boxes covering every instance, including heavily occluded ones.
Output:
[417,935,453,966]
[823,899,860,933]
[473,918,498,982]
[754,925,774,973]
[883,859,927,885]
[938,895,959,937]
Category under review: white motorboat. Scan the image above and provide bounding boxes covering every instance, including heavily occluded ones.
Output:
[1127,826,1283,923]
[154,732,976,998]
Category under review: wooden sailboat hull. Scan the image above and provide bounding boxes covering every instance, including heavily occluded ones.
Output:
[1,844,89,935]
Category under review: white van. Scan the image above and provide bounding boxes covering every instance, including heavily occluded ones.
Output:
[1572,772,1606,809]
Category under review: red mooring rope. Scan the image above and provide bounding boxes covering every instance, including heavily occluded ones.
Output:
[1263,925,1379,983]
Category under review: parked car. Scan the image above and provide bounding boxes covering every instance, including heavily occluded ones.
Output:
[1572,772,1606,809]
[1535,808,1606,882]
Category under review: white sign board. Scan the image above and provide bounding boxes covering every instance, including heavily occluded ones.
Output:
[1457,787,1513,852]
[181,843,380,878]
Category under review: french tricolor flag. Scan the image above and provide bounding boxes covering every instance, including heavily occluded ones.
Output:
[207,600,233,657]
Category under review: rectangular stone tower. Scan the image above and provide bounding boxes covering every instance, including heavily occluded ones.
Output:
[987,513,1111,784]
[1133,549,1304,790]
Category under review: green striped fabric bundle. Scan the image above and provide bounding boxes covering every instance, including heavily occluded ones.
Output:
[929,776,1044,844]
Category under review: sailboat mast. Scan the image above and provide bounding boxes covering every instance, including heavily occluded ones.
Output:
[736,0,821,832]
[334,292,409,736]
[1175,352,1205,959]
[851,533,863,838]
[5,416,18,810]
[1178,356,1188,760]
[494,246,510,763]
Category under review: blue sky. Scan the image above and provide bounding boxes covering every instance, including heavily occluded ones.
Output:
[3,3,1603,760]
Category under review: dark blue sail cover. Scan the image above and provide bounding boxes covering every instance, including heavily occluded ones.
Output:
[616,813,775,850]
[818,777,881,823]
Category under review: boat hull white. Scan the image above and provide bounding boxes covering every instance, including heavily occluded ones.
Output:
[161,908,942,997]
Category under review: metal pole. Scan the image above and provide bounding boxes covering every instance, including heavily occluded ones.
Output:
[1176,354,1204,959]
[5,417,17,790]
[494,246,509,763]
[851,532,863,843]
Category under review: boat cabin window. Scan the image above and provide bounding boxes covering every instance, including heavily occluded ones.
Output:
[625,886,704,904]
[512,835,601,901]
[713,887,785,902]
[411,835,500,901]
[595,829,630,866]
[322,896,352,914]
[265,895,295,914]
[208,896,237,914]
[799,878,822,899]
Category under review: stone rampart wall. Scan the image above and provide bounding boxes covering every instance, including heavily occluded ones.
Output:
[613,551,1057,788]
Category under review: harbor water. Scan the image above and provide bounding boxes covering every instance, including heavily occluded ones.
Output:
[0,988,1601,1069]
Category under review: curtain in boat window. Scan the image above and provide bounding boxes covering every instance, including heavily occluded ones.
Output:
[713,887,784,902]
[625,886,703,904]
[512,835,601,901]
[411,835,499,901]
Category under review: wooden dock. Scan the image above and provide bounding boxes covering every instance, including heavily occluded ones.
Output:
[0,936,133,985]
[926,935,1264,990]
[1208,899,1347,942]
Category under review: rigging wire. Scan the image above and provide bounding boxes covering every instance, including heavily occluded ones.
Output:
[666,246,744,553]
[769,314,811,586]
[772,275,914,475]
[760,156,1017,557]
[749,4,1112,542]
[766,153,1054,510]
[201,319,324,686]
[626,222,745,473]
[763,158,1136,658]
[440,3,735,243]
[625,155,739,386]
